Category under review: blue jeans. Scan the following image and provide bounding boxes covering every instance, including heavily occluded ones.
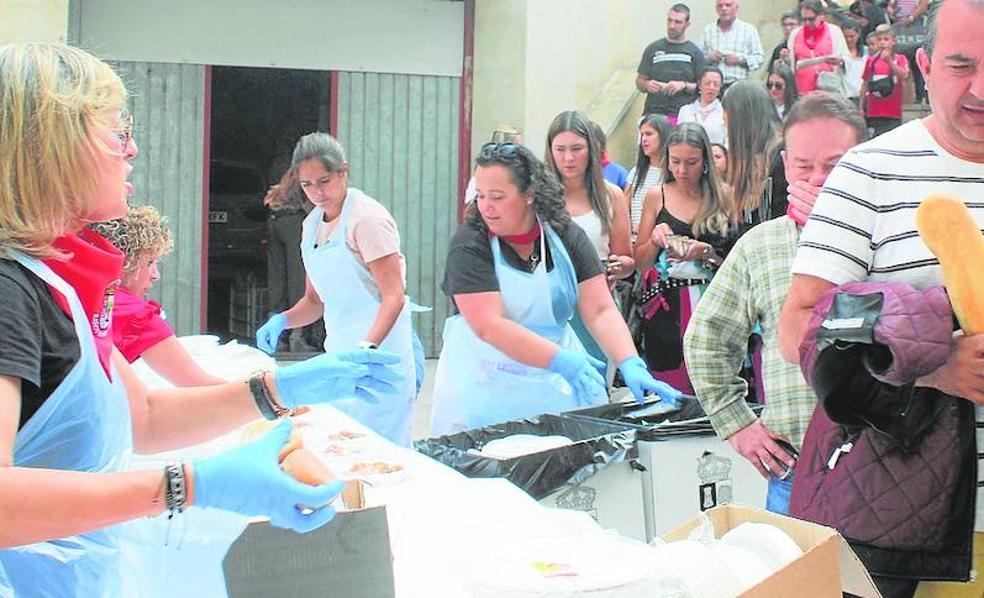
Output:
[766,475,793,515]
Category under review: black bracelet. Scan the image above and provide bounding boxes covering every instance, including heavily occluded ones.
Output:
[249,374,278,420]
[164,463,187,519]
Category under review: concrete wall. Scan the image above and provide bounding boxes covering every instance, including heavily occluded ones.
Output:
[472,0,793,167]
[0,0,68,43]
[75,0,464,76]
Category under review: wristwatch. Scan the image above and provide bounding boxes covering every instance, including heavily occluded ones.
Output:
[357,341,379,350]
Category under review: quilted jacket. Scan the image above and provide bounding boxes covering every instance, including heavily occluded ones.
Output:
[789,282,976,581]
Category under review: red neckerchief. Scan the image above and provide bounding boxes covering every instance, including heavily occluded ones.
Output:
[803,20,827,50]
[488,223,542,245]
[600,152,612,168]
[43,230,124,379]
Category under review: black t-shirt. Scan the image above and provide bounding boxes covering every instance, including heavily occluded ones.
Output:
[442,222,605,312]
[637,39,705,116]
[0,259,81,430]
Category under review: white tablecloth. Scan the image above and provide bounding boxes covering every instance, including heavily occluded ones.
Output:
[126,404,632,597]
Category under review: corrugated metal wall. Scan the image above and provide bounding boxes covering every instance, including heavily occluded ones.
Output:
[334,72,460,356]
[110,61,207,336]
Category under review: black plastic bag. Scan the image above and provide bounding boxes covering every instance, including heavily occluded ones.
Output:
[414,414,638,500]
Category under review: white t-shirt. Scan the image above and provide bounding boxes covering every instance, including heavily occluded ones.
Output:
[315,190,407,286]
[792,119,984,530]
[677,99,727,146]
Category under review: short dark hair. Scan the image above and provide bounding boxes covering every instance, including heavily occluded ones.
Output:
[670,3,691,20]
[783,92,866,143]
[800,0,824,16]
[781,9,800,22]
[924,0,984,57]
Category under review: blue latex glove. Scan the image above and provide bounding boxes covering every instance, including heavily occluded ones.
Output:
[193,420,344,532]
[618,355,683,407]
[256,313,288,354]
[547,349,607,403]
[273,349,404,408]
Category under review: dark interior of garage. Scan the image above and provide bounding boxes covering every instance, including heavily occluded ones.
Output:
[206,65,330,347]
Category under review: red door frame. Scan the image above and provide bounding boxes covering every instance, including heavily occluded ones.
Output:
[457,0,475,222]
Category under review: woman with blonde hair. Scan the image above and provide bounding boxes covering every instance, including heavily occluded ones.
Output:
[545,110,634,368]
[721,79,786,226]
[91,205,226,386]
[0,43,398,595]
[634,123,735,393]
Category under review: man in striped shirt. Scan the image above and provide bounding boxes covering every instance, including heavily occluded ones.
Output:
[780,0,984,593]
[684,93,864,516]
[701,0,764,88]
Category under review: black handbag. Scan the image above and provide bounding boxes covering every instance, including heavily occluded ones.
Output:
[867,56,895,98]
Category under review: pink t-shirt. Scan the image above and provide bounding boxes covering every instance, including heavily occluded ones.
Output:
[112,287,174,363]
[315,192,407,283]
[864,53,908,119]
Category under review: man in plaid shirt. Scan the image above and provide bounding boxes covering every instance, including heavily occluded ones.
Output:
[701,0,765,87]
[682,93,865,514]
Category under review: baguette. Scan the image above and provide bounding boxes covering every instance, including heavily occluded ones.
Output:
[915,194,984,335]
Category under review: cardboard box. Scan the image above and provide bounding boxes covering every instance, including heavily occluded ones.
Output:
[662,504,881,598]
[223,480,395,598]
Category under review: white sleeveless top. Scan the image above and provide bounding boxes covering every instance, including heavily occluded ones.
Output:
[570,210,609,261]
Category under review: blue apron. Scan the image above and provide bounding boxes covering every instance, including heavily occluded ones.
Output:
[429,222,607,436]
[301,188,416,446]
[0,253,133,598]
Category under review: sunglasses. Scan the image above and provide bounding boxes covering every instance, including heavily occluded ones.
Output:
[767,82,785,90]
[479,142,520,159]
[116,112,133,151]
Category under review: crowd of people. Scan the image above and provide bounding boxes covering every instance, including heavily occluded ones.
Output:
[0,0,981,595]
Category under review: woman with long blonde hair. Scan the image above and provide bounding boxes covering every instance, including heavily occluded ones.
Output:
[721,80,785,226]
[633,123,736,393]
[0,43,397,595]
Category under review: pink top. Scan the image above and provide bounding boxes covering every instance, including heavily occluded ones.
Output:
[112,287,174,363]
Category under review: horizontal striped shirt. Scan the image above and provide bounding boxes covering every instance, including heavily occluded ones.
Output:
[792,118,984,530]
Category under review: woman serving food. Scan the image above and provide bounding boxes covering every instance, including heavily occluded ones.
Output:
[429,143,679,435]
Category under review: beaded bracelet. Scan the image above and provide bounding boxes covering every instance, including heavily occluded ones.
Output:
[164,463,187,519]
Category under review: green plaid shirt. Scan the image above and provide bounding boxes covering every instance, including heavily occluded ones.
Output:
[683,217,817,450]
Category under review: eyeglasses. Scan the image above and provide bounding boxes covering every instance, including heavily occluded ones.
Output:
[479,142,520,160]
[800,15,818,23]
[766,82,785,90]
[116,112,133,151]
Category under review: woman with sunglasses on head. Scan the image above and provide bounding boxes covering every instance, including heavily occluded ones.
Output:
[544,111,635,370]
[90,205,226,387]
[255,132,418,447]
[0,43,400,596]
[766,66,799,119]
[625,114,672,234]
[429,143,680,435]
[633,123,736,394]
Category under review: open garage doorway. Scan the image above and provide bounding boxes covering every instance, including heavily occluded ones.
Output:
[206,66,330,348]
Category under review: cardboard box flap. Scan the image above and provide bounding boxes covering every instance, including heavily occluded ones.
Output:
[839,535,881,597]
[661,505,883,597]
